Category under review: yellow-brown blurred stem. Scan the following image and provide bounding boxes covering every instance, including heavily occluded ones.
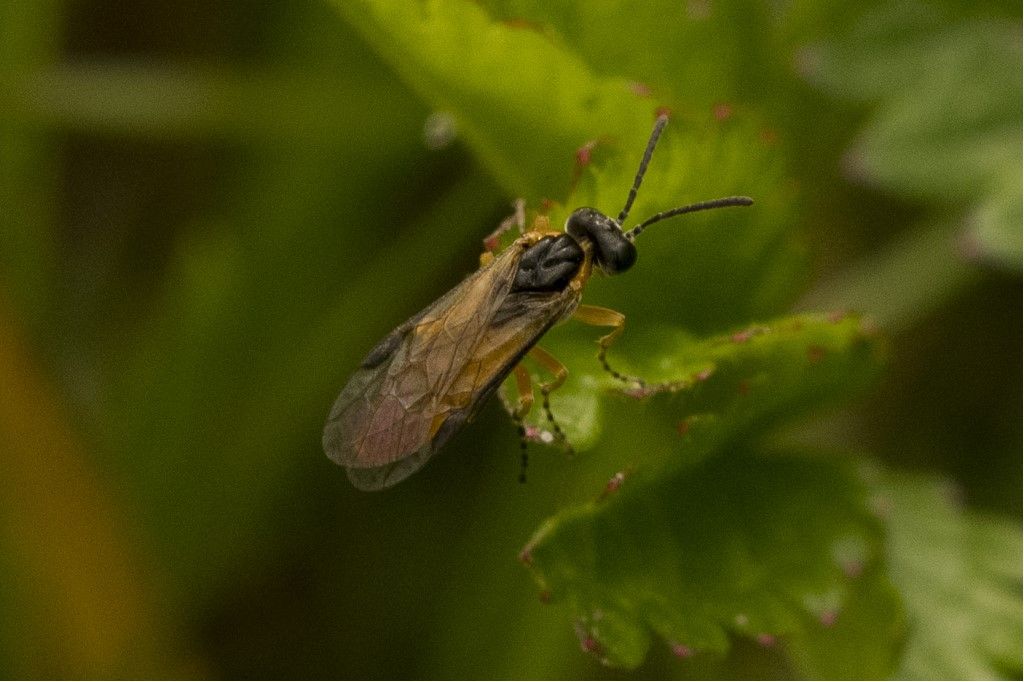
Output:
[0,293,204,677]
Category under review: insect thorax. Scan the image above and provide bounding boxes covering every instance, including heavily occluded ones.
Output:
[511,234,585,293]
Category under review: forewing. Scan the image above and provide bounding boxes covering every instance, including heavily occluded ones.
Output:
[323,244,579,490]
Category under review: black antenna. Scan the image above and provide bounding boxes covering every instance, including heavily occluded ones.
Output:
[625,196,753,241]
[616,113,669,226]
[616,113,753,239]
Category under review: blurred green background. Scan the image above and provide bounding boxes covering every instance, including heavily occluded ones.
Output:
[0,0,1019,678]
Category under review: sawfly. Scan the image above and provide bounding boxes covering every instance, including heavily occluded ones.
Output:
[323,113,752,490]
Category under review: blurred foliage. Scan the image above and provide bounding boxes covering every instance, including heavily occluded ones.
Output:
[877,473,1023,679]
[0,0,1019,679]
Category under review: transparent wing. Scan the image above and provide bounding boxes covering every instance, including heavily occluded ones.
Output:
[323,243,579,490]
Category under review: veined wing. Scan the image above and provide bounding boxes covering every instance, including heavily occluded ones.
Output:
[323,241,580,490]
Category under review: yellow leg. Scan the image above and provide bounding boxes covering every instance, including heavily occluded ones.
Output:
[511,363,534,419]
[503,363,533,483]
[528,345,568,394]
[573,304,644,386]
[527,346,573,452]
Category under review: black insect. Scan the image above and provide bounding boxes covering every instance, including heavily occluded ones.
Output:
[323,114,752,490]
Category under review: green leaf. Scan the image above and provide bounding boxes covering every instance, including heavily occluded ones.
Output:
[478,0,787,112]
[874,473,1023,679]
[784,561,905,679]
[334,0,807,333]
[517,314,889,670]
[963,164,1023,270]
[513,312,881,457]
[333,0,647,201]
[804,3,1021,268]
[333,2,898,673]
[563,121,802,333]
[521,451,902,673]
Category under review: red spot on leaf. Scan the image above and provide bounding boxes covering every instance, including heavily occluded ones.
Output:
[575,140,597,167]
[827,310,847,323]
[841,558,864,578]
[655,105,673,119]
[623,385,656,399]
[523,425,543,442]
[737,379,751,396]
[574,622,603,655]
[731,325,768,343]
[713,103,733,121]
[759,127,779,145]
[570,136,609,194]
[756,633,776,647]
[601,471,627,498]
[819,610,838,627]
[732,329,753,343]
[627,81,652,98]
[807,345,827,364]
[538,590,552,604]
[695,367,714,382]
[676,418,692,436]
[670,642,694,658]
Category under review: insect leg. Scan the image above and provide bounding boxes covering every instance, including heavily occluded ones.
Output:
[480,199,526,266]
[527,346,574,454]
[573,304,647,388]
[511,363,534,418]
[508,364,533,483]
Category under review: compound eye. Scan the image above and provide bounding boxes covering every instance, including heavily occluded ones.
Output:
[565,208,601,242]
[565,207,637,274]
[591,229,637,274]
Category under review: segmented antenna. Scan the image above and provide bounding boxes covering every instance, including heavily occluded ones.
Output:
[625,196,753,240]
[615,112,753,239]
[616,113,669,226]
